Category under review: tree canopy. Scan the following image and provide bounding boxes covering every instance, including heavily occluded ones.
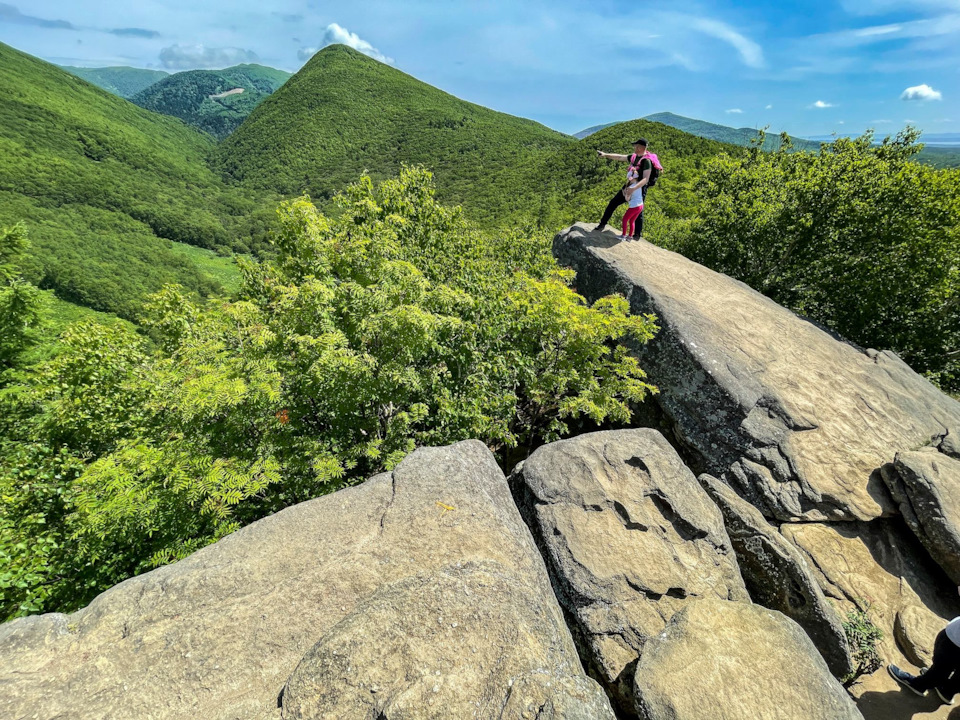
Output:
[0,169,658,619]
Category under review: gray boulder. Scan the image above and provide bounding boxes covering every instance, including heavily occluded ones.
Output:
[633,598,864,720]
[941,428,960,459]
[510,429,747,717]
[781,520,960,670]
[699,473,854,678]
[882,443,960,585]
[0,441,614,720]
[553,223,960,522]
[895,604,943,668]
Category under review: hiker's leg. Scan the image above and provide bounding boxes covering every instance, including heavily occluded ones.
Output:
[598,190,626,229]
[930,633,960,701]
[633,188,647,237]
[941,667,960,703]
[914,631,960,691]
[622,207,640,236]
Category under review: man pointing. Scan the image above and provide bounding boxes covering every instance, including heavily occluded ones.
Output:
[595,138,653,238]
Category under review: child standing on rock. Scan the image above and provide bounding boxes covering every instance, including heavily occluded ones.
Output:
[619,167,645,240]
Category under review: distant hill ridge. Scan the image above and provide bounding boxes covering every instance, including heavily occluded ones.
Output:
[132,64,291,139]
[573,122,619,140]
[631,112,821,152]
[60,65,168,98]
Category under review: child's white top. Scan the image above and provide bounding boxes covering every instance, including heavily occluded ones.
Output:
[626,169,644,208]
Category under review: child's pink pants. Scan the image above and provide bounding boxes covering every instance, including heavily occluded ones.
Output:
[622,206,643,237]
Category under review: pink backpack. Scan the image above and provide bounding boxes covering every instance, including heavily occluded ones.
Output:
[628,152,663,187]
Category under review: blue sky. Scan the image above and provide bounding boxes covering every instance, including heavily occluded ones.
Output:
[1,0,956,137]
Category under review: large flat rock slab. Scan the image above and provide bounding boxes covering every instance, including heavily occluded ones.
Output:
[510,429,747,717]
[633,598,863,720]
[553,223,960,522]
[0,441,614,720]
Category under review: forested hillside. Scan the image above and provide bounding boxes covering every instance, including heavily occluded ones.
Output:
[643,112,821,152]
[214,45,574,225]
[0,42,275,319]
[132,65,291,139]
[0,170,658,618]
[60,66,168,98]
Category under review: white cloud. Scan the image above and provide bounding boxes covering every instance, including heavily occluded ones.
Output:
[689,17,765,68]
[901,83,943,101]
[299,23,394,64]
[853,23,903,38]
[726,108,743,114]
[841,0,960,16]
[812,100,834,108]
[765,104,773,109]
[159,44,260,70]
[811,14,960,47]
[838,120,845,124]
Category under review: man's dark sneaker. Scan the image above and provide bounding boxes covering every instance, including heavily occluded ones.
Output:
[596,223,606,231]
[936,687,956,705]
[888,665,926,696]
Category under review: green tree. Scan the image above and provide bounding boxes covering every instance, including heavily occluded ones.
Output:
[0,223,42,375]
[0,168,658,619]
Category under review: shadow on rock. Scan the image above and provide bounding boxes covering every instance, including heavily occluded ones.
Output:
[857,686,948,719]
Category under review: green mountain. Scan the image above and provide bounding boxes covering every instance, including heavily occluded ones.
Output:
[132,65,292,139]
[642,112,822,152]
[573,122,619,140]
[215,45,573,226]
[0,42,273,319]
[59,66,168,99]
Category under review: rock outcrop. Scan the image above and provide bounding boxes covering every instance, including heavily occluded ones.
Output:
[553,223,960,523]
[510,429,748,717]
[699,473,854,678]
[781,520,959,668]
[0,441,614,720]
[882,431,960,585]
[633,598,864,720]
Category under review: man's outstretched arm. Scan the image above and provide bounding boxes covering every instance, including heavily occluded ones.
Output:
[596,150,630,162]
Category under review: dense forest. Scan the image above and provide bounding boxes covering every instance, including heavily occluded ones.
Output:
[1,41,957,621]
[132,65,291,139]
[0,42,277,320]
[59,66,168,99]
